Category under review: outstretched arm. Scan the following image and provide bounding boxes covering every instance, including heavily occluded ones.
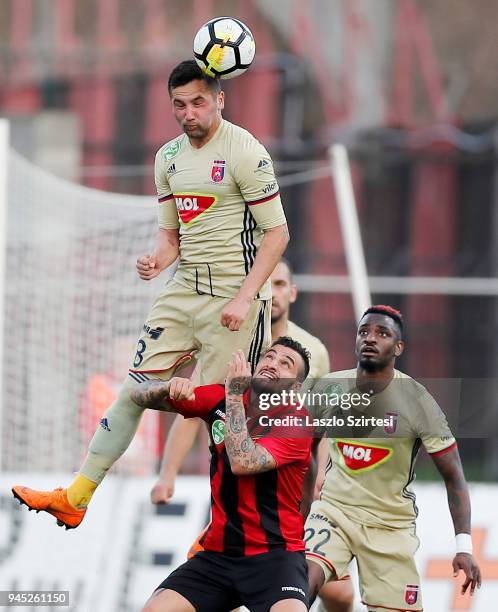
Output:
[224,351,277,475]
[431,446,482,595]
[131,377,195,410]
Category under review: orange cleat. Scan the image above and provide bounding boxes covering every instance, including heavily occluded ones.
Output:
[12,485,86,530]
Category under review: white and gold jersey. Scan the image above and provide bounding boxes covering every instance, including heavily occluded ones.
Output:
[286,320,330,379]
[155,120,286,299]
[314,368,456,528]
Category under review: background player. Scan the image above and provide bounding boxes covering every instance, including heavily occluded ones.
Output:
[306,305,482,611]
[12,60,288,529]
[133,338,312,612]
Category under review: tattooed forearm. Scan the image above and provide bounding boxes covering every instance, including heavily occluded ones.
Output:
[432,447,471,534]
[224,392,276,474]
[228,379,250,395]
[131,380,170,409]
[229,412,245,433]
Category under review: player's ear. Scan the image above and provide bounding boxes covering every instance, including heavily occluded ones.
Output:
[289,283,298,305]
[394,340,404,358]
[217,91,225,111]
[291,379,302,392]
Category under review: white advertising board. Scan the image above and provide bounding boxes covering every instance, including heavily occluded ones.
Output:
[1,476,497,611]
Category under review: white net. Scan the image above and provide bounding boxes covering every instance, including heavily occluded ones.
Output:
[2,150,167,473]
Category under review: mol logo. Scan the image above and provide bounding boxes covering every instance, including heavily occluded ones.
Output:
[174,193,217,224]
[336,439,392,473]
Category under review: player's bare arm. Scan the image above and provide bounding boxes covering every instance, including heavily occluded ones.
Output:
[301,438,320,518]
[313,437,329,500]
[131,377,195,409]
[431,446,482,595]
[151,416,202,504]
[221,223,289,331]
[136,227,180,280]
[224,350,277,475]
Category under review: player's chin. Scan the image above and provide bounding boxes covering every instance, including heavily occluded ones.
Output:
[183,125,206,138]
[358,355,382,371]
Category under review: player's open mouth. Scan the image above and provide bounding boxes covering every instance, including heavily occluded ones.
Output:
[258,370,277,380]
[361,347,378,355]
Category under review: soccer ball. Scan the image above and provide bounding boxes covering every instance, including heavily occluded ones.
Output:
[193,17,256,80]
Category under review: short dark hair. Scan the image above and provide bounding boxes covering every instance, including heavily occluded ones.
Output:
[271,336,311,382]
[361,305,404,337]
[278,256,294,282]
[168,60,221,95]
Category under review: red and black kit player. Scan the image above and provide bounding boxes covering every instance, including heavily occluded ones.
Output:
[132,337,313,612]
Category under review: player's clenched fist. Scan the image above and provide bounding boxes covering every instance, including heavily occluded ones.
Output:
[150,477,175,505]
[136,253,161,280]
[220,295,253,331]
[167,377,196,402]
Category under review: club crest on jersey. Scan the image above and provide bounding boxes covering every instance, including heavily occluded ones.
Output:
[384,411,399,434]
[174,193,217,224]
[405,584,419,605]
[212,419,225,445]
[336,439,393,473]
[162,140,181,161]
[211,160,225,183]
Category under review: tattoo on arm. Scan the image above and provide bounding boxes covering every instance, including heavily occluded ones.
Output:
[225,393,276,474]
[131,380,170,409]
[431,447,471,534]
[228,380,249,395]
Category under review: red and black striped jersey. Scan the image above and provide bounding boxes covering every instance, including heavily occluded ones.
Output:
[169,384,312,556]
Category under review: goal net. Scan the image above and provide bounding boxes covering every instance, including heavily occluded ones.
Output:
[1,147,166,474]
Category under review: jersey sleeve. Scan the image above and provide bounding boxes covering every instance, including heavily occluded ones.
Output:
[416,392,456,455]
[256,436,311,467]
[315,344,331,379]
[167,384,224,420]
[232,140,287,230]
[155,149,179,230]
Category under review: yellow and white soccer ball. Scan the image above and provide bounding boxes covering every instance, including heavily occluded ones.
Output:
[193,17,256,80]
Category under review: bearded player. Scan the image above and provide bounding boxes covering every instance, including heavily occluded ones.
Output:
[150,257,330,502]
[13,60,288,528]
[134,338,313,612]
[306,305,481,611]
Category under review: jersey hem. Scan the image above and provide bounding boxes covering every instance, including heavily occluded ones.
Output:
[245,191,280,205]
[428,441,457,456]
[362,601,423,611]
[129,352,194,374]
[305,551,338,577]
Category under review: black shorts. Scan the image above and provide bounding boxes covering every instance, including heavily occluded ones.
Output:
[156,549,309,612]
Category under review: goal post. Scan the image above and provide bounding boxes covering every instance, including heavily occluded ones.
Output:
[0,119,9,470]
[328,143,371,322]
